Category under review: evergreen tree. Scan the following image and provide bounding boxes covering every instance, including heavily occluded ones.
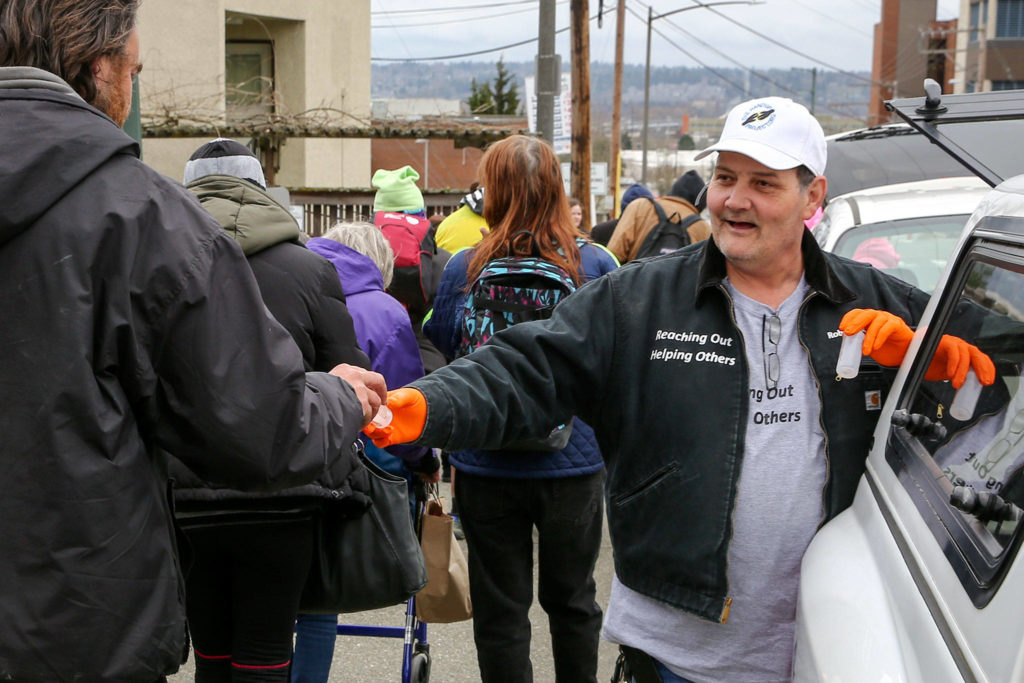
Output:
[492,57,520,115]
[467,77,495,115]
[677,133,695,150]
[465,58,520,116]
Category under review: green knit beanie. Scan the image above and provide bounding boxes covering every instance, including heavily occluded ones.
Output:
[372,166,425,213]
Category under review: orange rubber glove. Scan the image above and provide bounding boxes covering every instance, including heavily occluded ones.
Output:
[839,309,996,389]
[362,387,428,448]
[839,308,914,367]
[925,335,996,389]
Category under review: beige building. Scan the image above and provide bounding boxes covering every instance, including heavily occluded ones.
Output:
[137,0,371,188]
[955,0,1024,93]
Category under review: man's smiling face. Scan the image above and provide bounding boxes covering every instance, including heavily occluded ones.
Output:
[707,151,823,271]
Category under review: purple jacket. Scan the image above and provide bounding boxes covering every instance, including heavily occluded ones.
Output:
[307,238,429,466]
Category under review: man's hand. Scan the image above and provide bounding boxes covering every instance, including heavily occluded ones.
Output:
[925,335,996,389]
[329,364,387,428]
[363,388,428,447]
[839,308,913,366]
[840,309,996,389]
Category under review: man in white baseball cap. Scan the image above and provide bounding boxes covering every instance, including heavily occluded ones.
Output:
[362,95,970,680]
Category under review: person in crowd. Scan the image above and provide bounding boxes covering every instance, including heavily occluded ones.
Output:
[365,99,994,681]
[0,4,383,681]
[435,184,488,252]
[607,169,712,264]
[293,222,440,683]
[568,196,585,231]
[372,165,427,218]
[590,182,654,247]
[851,236,901,271]
[372,165,451,374]
[417,135,616,683]
[429,211,446,234]
[171,139,373,681]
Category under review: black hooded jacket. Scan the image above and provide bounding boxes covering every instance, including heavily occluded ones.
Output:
[0,68,364,681]
[170,174,371,508]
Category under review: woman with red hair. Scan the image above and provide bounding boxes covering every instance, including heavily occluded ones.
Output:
[424,135,617,682]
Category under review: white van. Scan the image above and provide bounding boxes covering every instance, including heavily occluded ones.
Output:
[795,85,1024,682]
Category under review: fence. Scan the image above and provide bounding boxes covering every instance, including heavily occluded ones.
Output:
[289,190,466,236]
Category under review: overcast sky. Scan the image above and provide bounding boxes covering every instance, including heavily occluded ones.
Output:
[370,0,961,72]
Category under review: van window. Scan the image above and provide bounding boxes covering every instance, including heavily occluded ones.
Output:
[833,215,966,292]
[890,247,1024,599]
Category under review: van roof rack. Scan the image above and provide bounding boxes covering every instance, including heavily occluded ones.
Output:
[885,80,1024,187]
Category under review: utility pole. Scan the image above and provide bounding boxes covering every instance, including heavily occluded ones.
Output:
[809,67,817,115]
[641,1,760,185]
[570,0,591,227]
[610,0,626,218]
[641,5,653,184]
[537,0,558,144]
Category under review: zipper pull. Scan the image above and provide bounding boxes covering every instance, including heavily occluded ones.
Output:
[720,597,733,624]
[937,403,944,419]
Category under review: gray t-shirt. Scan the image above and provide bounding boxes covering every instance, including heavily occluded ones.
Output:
[602,277,826,682]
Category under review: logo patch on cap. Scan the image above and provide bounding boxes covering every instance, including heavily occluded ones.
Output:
[741,104,776,130]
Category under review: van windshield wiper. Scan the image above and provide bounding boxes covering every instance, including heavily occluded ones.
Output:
[833,126,916,142]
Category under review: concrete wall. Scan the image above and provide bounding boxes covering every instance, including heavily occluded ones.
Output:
[136,0,370,188]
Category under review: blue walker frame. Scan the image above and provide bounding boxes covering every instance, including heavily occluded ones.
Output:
[333,481,431,682]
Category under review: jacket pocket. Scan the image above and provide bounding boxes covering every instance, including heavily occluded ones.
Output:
[611,462,682,507]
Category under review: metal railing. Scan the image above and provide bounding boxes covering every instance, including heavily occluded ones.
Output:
[288,190,465,236]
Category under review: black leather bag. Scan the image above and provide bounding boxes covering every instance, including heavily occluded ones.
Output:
[298,451,427,614]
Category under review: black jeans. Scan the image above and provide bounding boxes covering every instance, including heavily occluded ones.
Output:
[455,470,604,683]
[181,516,314,682]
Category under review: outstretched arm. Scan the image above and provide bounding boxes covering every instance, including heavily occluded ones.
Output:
[366,275,617,451]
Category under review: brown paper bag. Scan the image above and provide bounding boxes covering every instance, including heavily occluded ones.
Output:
[415,497,472,623]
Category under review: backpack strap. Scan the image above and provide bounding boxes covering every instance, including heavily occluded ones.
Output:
[679,212,701,231]
[643,196,670,225]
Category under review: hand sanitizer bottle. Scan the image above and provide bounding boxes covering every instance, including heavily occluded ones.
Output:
[836,330,866,379]
[950,369,982,421]
[371,405,393,428]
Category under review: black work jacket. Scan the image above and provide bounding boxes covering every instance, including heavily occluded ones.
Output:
[412,230,929,623]
[0,69,363,681]
[170,175,369,510]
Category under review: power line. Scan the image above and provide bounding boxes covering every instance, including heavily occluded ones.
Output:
[789,0,873,38]
[690,0,888,88]
[371,3,560,29]
[848,0,878,11]
[622,5,747,95]
[372,0,419,62]
[630,1,867,121]
[372,35,542,62]
[632,0,802,98]
[371,0,537,16]
[371,7,603,61]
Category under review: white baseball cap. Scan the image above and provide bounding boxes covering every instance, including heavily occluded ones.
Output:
[695,97,826,176]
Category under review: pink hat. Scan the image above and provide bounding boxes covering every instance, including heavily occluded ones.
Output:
[852,237,901,270]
